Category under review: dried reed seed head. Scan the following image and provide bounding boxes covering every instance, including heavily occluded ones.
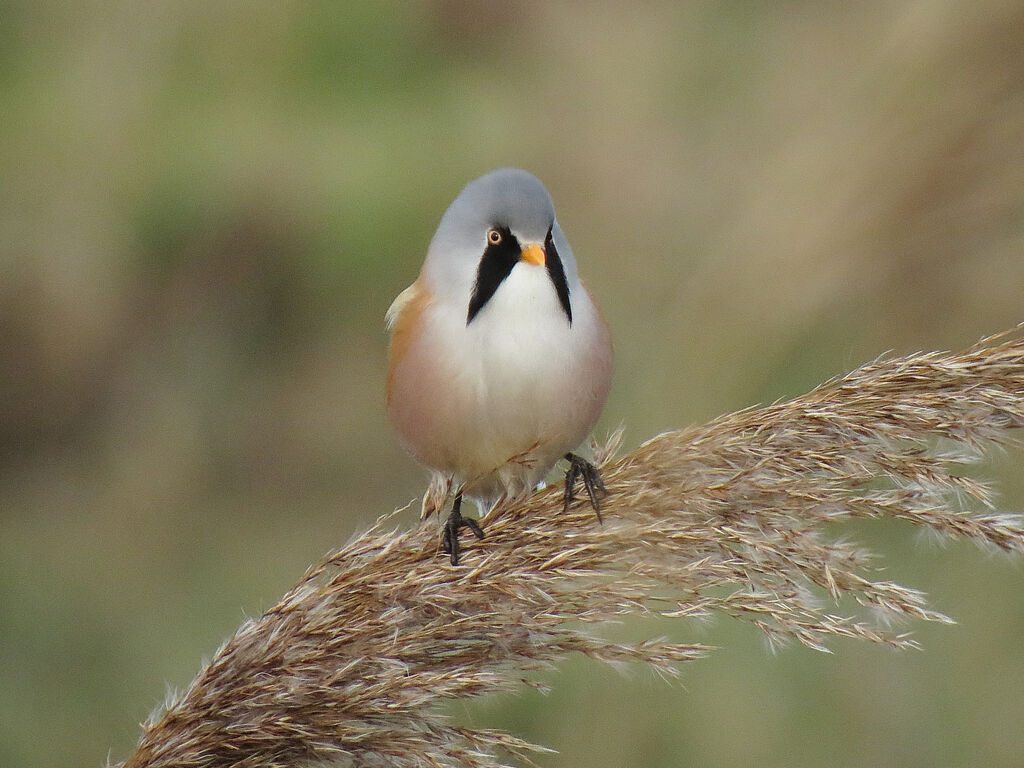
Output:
[118,328,1024,768]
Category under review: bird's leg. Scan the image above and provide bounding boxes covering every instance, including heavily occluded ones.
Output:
[563,453,607,523]
[441,492,485,565]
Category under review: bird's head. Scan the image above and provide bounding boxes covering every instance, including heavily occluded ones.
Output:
[421,168,578,325]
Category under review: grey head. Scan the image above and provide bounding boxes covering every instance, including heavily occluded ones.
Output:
[421,169,580,319]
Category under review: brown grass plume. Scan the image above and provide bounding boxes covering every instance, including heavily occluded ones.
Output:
[117,327,1024,768]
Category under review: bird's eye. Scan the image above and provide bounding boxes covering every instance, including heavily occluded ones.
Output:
[487,229,502,246]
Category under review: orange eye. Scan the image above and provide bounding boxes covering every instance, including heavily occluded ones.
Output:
[487,229,502,245]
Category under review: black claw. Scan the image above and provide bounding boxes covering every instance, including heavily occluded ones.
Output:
[441,493,485,565]
[563,453,607,523]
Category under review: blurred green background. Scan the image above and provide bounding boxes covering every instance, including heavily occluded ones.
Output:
[3,2,1024,766]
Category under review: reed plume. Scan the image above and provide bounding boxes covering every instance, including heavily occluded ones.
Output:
[117,328,1024,768]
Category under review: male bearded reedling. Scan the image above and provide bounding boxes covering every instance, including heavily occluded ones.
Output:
[385,169,614,565]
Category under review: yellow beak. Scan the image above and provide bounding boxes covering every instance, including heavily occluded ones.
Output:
[520,243,546,267]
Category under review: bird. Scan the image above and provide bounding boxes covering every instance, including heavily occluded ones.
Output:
[385,169,614,565]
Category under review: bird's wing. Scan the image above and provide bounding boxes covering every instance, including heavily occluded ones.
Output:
[385,282,421,334]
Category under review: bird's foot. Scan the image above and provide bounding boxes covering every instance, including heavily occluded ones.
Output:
[441,493,485,565]
[563,453,607,522]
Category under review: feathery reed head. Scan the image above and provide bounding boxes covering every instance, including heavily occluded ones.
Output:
[118,328,1024,768]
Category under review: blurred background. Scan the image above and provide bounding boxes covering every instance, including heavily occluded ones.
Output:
[3,2,1024,766]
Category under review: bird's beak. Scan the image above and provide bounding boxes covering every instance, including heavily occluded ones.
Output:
[520,243,546,267]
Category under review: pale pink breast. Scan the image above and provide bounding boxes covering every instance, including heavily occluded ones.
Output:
[386,279,613,505]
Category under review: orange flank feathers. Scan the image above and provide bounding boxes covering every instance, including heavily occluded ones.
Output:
[385,280,431,406]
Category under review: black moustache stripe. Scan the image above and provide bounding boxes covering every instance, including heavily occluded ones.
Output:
[466,226,574,326]
[545,230,573,325]
[467,227,520,324]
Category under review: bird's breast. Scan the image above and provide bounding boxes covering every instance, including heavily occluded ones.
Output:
[468,264,574,387]
[387,264,612,500]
